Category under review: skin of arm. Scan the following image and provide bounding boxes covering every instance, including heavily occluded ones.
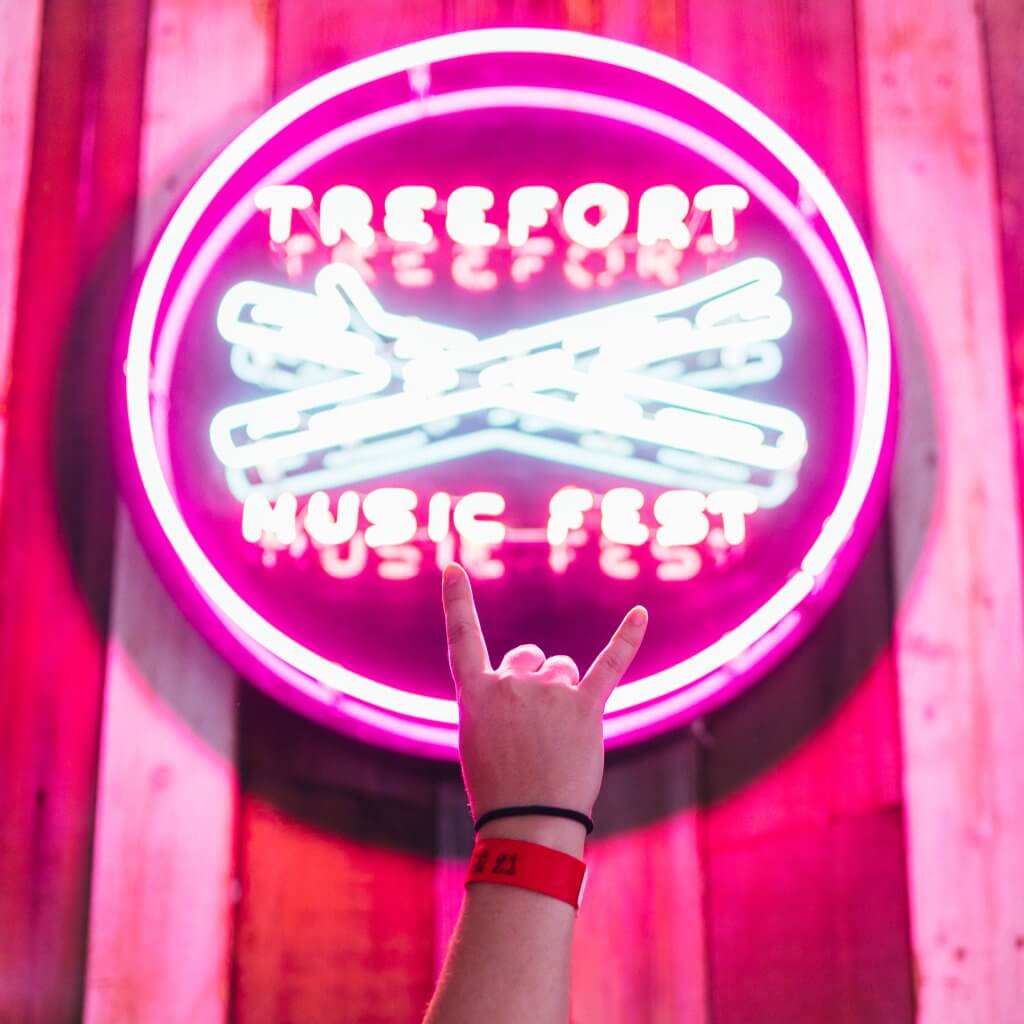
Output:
[422,562,648,1024]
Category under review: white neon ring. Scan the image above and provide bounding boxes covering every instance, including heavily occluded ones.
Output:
[125,29,891,732]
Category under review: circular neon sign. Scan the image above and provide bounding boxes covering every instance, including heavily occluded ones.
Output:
[119,29,894,758]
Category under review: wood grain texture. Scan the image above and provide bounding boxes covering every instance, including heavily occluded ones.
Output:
[447,0,564,31]
[0,0,44,491]
[83,2,274,1022]
[573,735,709,1024]
[688,2,914,1021]
[233,688,444,1023]
[83,530,244,1024]
[232,4,464,1020]
[702,536,903,844]
[274,0,445,95]
[707,808,913,1024]
[982,0,1024,540]
[235,794,437,1024]
[692,0,870,225]
[0,0,148,1019]
[859,0,1024,1018]
[8,2,1012,1022]
[567,0,681,54]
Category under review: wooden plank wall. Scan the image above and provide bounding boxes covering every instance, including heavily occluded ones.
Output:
[687,6,912,1021]
[0,0,1021,1022]
[983,0,1024,516]
[0,0,149,1020]
[860,2,1024,1020]
[83,5,273,1021]
[0,1,44,493]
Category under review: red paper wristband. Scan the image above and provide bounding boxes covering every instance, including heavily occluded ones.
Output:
[465,838,588,910]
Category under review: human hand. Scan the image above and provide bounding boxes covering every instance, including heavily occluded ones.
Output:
[441,563,648,851]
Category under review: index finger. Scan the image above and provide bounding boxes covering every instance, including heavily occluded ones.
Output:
[441,562,491,689]
[579,606,648,705]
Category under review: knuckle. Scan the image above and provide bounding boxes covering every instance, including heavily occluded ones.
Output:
[447,620,474,645]
[509,643,542,659]
[600,647,627,676]
[547,654,579,673]
[499,644,545,671]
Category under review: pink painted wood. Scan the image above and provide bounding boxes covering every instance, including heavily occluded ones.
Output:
[860,0,1024,1018]
[235,793,438,1023]
[983,0,1024,533]
[572,738,710,1024]
[0,0,44,492]
[82,2,274,1022]
[2,1,1023,1020]
[232,688,444,1022]
[0,0,149,1018]
[688,3,914,1019]
[230,6,455,1020]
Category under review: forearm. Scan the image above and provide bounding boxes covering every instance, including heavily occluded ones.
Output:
[432,564,646,1023]
[423,817,585,1024]
[424,883,575,1024]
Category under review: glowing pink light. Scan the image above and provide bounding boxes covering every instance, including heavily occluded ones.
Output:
[122,28,893,757]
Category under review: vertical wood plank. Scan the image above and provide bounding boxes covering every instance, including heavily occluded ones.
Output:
[573,736,710,1024]
[567,0,681,55]
[0,0,149,1018]
[690,3,915,1021]
[982,0,1024,538]
[0,0,44,491]
[709,809,914,1023]
[699,535,904,840]
[231,5,458,1021]
[82,3,274,1022]
[700,552,913,1023]
[447,0,564,34]
[235,795,437,1024]
[692,0,869,225]
[233,690,442,1024]
[859,0,1024,1019]
[273,0,445,96]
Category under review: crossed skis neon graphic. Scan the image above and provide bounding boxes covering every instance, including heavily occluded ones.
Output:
[209,257,807,507]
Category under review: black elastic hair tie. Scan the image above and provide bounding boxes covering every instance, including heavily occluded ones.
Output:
[473,804,595,835]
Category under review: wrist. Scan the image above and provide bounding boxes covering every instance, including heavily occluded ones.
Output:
[476,814,587,858]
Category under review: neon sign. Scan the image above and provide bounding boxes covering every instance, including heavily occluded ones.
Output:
[118,29,894,757]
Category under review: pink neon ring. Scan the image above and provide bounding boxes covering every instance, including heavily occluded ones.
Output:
[120,29,894,758]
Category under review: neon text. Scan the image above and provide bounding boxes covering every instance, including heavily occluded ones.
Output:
[254,182,751,252]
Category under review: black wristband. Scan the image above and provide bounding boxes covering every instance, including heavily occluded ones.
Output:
[473,804,595,835]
